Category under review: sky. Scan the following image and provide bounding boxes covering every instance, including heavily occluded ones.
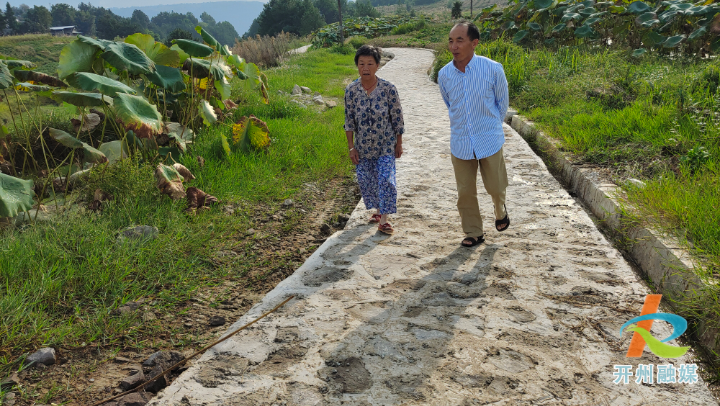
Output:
[9,0,268,9]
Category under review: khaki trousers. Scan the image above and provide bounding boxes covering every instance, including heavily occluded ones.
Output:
[451,147,508,238]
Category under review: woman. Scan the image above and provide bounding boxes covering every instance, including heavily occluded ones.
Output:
[344,45,405,235]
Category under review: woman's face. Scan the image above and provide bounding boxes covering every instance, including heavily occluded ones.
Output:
[357,55,379,80]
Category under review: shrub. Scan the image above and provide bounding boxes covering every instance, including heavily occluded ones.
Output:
[451,1,462,19]
[431,49,452,83]
[348,36,369,49]
[329,43,355,55]
[233,32,295,67]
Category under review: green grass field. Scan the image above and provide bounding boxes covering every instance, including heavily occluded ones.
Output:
[0,48,358,370]
[0,34,75,74]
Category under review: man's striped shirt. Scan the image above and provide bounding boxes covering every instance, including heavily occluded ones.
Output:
[438,54,509,160]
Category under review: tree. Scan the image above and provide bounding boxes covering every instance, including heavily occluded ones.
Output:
[243,17,260,38]
[51,4,76,26]
[314,0,344,23]
[257,0,302,36]
[451,0,462,18]
[20,5,52,34]
[5,3,16,32]
[208,21,239,46]
[131,9,150,30]
[352,0,380,18]
[299,0,324,36]
[165,27,193,47]
[337,0,344,43]
[0,9,6,32]
[200,11,216,26]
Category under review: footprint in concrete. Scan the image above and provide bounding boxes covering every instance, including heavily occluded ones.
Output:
[487,349,535,373]
[506,306,536,323]
[321,357,372,394]
[302,266,353,287]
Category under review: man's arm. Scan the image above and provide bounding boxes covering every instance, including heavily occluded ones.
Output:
[438,72,450,109]
[494,64,509,121]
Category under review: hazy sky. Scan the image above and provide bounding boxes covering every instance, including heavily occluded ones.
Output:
[9,0,268,9]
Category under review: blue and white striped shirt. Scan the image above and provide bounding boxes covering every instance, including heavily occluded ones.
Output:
[438,54,509,160]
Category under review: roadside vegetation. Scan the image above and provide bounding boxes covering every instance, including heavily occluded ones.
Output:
[0,27,357,404]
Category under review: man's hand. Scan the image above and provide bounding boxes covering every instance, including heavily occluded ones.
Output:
[349,148,359,165]
[395,141,403,159]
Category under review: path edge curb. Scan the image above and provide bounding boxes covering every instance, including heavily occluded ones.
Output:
[507,111,720,360]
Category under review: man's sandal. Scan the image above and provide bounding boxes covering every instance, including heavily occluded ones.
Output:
[462,235,484,247]
[378,223,394,234]
[495,205,510,232]
[369,213,381,223]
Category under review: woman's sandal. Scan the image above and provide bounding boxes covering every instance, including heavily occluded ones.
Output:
[462,235,485,247]
[378,223,394,234]
[495,205,510,232]
[369,213,381,223]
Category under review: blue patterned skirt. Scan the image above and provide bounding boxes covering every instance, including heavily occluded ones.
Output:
[356,155,397,215]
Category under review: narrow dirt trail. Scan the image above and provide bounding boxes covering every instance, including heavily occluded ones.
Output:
[149,48,717,405]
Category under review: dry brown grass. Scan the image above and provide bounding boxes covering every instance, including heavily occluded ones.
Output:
[233,32,296,67]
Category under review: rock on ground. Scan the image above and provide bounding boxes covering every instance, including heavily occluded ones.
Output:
[25,348,55,367]
[149,48,717,405]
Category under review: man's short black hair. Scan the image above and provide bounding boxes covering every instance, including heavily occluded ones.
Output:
[355,44,382,65]
[453,20,480,42]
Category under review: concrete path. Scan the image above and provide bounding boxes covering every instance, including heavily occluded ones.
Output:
[150,48,717,405]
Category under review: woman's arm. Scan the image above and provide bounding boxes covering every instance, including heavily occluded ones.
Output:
[395,133,403,159]
[347,130,359,165]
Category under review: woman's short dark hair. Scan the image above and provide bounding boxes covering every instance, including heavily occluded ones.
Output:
[355,44,382,65]
[453,20,480,41]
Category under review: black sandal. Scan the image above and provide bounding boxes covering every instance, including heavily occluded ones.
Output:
[461,235,485,247]
[495,204,510,232]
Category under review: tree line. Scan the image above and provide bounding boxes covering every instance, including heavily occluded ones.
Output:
[0,2,238,45]
[245,0,382,38]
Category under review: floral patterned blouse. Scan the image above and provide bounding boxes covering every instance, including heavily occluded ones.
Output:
[344,77,405,160]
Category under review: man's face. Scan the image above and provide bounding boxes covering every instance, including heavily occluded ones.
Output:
[448,24,479,64]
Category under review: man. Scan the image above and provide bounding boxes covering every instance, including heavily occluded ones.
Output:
[438,20,510,247]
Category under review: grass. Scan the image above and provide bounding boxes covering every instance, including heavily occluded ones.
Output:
[0,48,358,371]
[458,38,720,357]
[0,34,75,74]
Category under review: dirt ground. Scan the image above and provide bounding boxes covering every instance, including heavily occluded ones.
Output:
[1,176,360,406]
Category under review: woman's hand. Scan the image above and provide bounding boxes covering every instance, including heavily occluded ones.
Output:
[349,148,359,165]
[395,141,403,159]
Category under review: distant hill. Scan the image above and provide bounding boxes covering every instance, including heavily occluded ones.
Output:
[111,1,265,38]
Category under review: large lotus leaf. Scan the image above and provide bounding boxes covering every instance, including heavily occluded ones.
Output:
[125,33,181,67]
[98,140,128,163]
[65,72,136,97]
[170,44,190,64]
[574,24,595,37]
[659,10,678,22]
[13,70,66,88]
[51,91,113,107]
[712,39,720,53]
[513,30,529,42]
[182,58,222,79]
[584,17,602,25]
[636,11,657,23]
[15,82,51,92]
[632,48,647,57]
[227,55,248,80]
[581,0,594,7]
[101,42,155,75]
[667,2,692,12]
[643,31,667,46]
[595,1,613,7]
[199,100,217,126]
[114,93,163,138]
[172,39,213,58]
[579,7,596,16]
[628,1,650,13]
[77,35,112,50]
[640,19,660,27]
[0,173,35,218]
[166,122,194,152]
[58,39,99,79]
[154,163,185,200]
[561,12,582,22]
[609,5,626,13]
[687,5,709,16]
[689,26,707,40]
[545,38,557,45]
[0,61,13,90]
[501,21,516,30]
[553,6,568,15]
[49,128,107,163]
[552,23,567,32]
[195,26,231,56]
[528,22,543,31]
[214,76,231,100]
[588,11,608,18]
[2,60,35,70]
[535,0,554,8]
[146,65,186,93]
[663,35,685,48]
[232,115,270,151]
